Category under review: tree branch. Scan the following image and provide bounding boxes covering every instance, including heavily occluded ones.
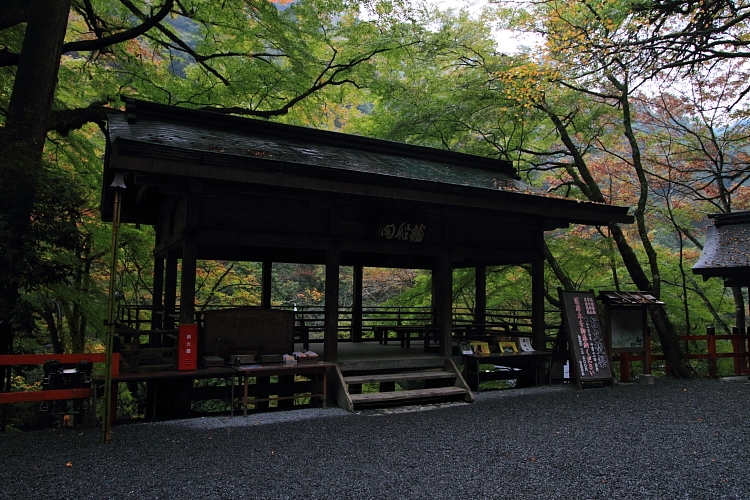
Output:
[0,0,174,68]
[47,101,119,136]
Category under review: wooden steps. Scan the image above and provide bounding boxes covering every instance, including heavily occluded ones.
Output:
[333,358,474,411]
[349,386,468,404]
[344,371,457,385]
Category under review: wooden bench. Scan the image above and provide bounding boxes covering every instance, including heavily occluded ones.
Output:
[372,325,438,349]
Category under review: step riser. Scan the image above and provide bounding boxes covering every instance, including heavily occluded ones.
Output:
[350,387,468,405]
[344,371,456,385]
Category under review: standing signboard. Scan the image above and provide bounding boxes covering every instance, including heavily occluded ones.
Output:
[558,289,613,389]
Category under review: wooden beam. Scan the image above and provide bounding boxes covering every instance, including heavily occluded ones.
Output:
[109,154,633,225]
[0,388,92,404]
[0,353,107,366]
[196,229,535,266]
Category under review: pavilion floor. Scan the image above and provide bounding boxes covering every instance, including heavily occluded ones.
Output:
[296,340,456,372]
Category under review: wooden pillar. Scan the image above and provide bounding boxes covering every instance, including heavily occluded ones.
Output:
[150,255,165,344]
[324,248,340,362]
[531,250,545,350]
[352,265,363,343]
[435,254,453,357]
[475,265,486,333]
[164,251,178,331]
[179,195,199,325]
[261,261,272,308]
[257,261,273,411]
[179,248,197,325]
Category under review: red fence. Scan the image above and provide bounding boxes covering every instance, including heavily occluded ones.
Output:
[0,353,119,404]
[613,333,750,382]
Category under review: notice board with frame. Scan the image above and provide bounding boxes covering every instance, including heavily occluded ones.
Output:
[558,289,613,389]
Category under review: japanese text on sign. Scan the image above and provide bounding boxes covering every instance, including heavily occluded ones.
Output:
[185,333,192,354]
[559,289,612,384]
[378,222,426,243]
[572,296,609,377]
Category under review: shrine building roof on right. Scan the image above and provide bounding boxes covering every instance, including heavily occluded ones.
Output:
[692,211,750,287]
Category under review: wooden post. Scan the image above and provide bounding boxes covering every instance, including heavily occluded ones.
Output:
[475,265,486,334]
[164,251,178,331]
[151,255,165,344]
[324,248,340,362]
[707,328,717,378]
[644,328,652,375]
[620,351,630,383]
[435,254,453,357]
[102,174,124,443]
[531,252,545,350]
[732,326,744,375]
[352,265,363,343]
[179,195,199,325]
[261,261,272,308]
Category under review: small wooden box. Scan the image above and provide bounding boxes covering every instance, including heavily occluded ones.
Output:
[200,355,225,368]
[257,354,284,364]
[231,354,257,366]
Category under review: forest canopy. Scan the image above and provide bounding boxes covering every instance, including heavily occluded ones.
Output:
[1,0,749,382]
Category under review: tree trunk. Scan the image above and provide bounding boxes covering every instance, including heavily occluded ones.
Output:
[609,223,694,377]
[0,0,71,432]
[543,241,576,291]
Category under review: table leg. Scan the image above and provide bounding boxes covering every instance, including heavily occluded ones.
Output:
[243,374,249,417]
[322,371,327,408]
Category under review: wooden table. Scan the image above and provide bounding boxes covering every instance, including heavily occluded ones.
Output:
[463,351,552,391]
[373,325,440,350]
[94,367,237,421]
[232,362,333,416]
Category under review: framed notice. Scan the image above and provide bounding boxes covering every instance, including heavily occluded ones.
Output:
[610,308,645,350]
[498,341,519,353]
[558,289,613,389]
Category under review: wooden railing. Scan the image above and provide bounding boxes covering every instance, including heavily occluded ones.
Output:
[0,353,119,404]
[116,303,559,341]
[614,332,750,381]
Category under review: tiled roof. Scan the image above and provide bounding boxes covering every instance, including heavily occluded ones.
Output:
[596,291,664,305]
[692,212,750,283]
[105,97,633,225]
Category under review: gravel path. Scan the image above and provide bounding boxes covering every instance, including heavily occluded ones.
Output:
[1,377,749,499]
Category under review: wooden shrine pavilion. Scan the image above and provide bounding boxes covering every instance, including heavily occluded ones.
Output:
[693,211,750,288]
[102,97,633,368]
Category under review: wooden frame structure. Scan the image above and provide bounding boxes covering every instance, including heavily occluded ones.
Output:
[102,97,633,363]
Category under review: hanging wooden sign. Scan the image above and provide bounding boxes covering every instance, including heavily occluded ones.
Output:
[376,220,427,243]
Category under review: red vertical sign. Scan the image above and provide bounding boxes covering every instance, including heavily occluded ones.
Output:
[178,323,198,371]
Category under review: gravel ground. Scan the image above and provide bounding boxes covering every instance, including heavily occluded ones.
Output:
[1,377,749,500]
